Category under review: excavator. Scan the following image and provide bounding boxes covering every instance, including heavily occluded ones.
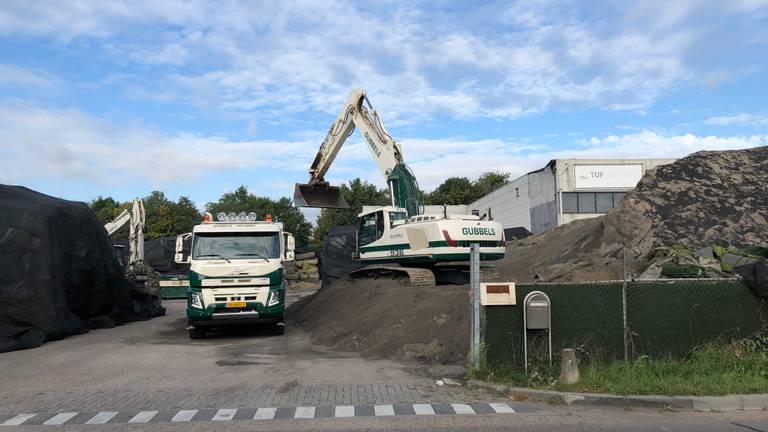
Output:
[294,89,505,287]
[104,198,145,270]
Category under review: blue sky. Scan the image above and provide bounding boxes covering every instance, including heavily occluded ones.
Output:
[1,0,767,218]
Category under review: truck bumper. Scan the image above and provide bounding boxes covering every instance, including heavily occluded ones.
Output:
[187,304,285,327]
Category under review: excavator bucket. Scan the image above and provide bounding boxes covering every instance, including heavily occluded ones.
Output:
[293,183,350,209]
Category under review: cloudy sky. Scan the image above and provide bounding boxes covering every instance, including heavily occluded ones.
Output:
[1,0,767,215]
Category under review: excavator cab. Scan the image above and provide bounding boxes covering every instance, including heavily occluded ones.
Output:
[293,182,349,209]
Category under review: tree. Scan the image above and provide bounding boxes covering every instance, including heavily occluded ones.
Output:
[473,171,510,197]
[423,172,510,205]
[424,177,475,205]
[313,178,389,249]
[205,186,313,247]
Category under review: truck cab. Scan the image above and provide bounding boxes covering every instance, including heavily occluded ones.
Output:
[175,212,295,339]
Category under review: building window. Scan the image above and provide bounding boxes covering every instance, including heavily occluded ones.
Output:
[562,192,626,214]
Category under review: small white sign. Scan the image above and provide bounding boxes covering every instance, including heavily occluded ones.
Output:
[480,282,516,306]
[574,164,643,189]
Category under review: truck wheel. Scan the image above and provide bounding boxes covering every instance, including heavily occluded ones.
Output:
[188,327,205,339]
[271,324,285,336]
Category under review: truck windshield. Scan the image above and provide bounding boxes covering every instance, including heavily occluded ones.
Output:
[192,232,280,260]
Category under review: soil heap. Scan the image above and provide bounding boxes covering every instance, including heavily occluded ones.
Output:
[290,277,469,364]
[497,146,768,282]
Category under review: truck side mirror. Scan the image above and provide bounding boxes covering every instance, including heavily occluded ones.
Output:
[174,233,191,263]
[284,233,295,261]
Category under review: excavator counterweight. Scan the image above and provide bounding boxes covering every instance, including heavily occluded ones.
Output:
[293,182,349,209]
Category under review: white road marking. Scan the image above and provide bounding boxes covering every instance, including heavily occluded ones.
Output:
[85,411,118,424]
[127,411,158,424]
[294,406,315,419]
[334,405,355,418]
[489,403,516,413]
[212,409,237,421]
[43,412,79,425]
[374,405,395,416]
[253,408,277,420]
[412,404,435,415]
[1,414,36,426]
[171,410,198,422]
[451,404,476,414]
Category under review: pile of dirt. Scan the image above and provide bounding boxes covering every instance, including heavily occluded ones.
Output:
[289,277,469,364]
[497,147,768,282]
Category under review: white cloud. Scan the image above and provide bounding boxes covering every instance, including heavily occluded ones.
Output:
[704,113,768,126]
[2,1,763,122]
[0,64,57,88]
[0,102,318,189]
[0,103,763,201]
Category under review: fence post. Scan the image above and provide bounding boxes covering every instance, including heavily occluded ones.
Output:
[622,279,629,362]
[470,243,481,372]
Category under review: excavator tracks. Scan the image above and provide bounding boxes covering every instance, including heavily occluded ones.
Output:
[349,265,437,288]
[348,264,499,288]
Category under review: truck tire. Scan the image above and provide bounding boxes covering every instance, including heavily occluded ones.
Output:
[271,324,285,336]
[188,327,205,339]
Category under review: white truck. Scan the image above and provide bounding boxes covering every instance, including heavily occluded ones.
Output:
[174,212,295,339]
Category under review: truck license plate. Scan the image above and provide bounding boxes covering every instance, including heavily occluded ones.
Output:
[226,301,247,309]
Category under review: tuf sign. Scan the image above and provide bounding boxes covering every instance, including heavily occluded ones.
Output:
[574,164,643,189]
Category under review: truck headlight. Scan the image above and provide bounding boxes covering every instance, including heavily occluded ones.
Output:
[267,290,281,307]
[190,291,204,309]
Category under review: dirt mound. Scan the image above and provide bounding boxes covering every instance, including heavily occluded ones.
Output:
[497,147,768,282]
[289,277,469,364]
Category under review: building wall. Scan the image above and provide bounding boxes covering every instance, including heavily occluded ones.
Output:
[527,166,557,234]
[469,175,531,230]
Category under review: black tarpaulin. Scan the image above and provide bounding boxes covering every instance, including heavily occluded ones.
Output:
[320,225,363,287]
[0,185,164,353]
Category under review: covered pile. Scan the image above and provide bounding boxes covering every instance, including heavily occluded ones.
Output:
[0,185,164,353]
[497,147,768,283]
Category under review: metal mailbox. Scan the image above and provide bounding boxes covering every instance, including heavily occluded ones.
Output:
[525,297,550,329]
[522,291,552,373]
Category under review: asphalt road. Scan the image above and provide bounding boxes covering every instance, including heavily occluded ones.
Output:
[1,298,766,431]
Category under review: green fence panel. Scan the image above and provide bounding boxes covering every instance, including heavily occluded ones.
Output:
[484,282,625,367]
[627,279,768,357]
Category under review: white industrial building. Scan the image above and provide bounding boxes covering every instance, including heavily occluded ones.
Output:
[467,158,676,235]
[404,158,675,236]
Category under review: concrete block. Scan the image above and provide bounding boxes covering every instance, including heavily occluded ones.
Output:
[691,395,743,411]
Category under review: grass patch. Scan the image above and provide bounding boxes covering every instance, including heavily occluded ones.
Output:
[482,333,768,396]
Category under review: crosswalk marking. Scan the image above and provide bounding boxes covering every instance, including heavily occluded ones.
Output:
[489,403,516,413]
[253,408,277,420]
[212,409,237,421]
[1,414,36,426]
[451,404,475,414]
[334,405,355,418]
[374,404,395,416]
[294,406,315,419]
[85,411,118,424]
[412,404,435,415]
[128,411,158,424]
[171,409,198,422]
[0,402,528,426]
[43,412,78,425]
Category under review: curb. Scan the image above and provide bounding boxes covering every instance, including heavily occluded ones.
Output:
[466,379,768,411]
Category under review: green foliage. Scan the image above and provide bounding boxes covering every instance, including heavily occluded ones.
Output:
[91,191,202,240]
[205,186,312,246]
[423,171,510,205]
[91,196,130,240]
[483,332,768,396]
[313,179,389,249]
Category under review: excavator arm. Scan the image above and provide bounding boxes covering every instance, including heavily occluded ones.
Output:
[104,198,145,269]
[294,89,422,216]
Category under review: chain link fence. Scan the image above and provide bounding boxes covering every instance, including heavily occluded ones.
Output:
[484,278,768,368]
